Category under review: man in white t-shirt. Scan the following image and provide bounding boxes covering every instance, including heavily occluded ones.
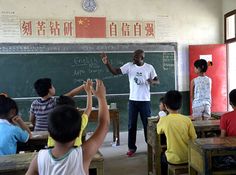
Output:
[101,49,159,157]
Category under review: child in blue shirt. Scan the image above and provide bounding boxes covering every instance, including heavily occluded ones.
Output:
[0,95,31,156]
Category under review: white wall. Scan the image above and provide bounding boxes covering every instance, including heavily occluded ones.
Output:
[223,0,236,15]
[0,0,224,91]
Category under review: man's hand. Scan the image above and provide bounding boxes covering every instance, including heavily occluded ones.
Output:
[101,53,108,65]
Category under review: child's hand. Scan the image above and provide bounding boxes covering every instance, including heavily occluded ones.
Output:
[84,79,93,94]
[101,52,108,65]
[11,115,21,125]
[91,79,106,99]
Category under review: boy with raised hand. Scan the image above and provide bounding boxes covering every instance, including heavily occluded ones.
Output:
[157,90,197,174]
[26,79,109,175]
[30,78,85,131]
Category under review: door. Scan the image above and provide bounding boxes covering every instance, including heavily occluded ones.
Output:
[189,44,227,114]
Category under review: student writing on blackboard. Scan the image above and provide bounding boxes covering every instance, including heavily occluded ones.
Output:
[101,49,159,157]
[29,78,85,131]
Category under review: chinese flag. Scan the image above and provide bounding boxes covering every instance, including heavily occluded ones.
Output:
[75,17,106,38]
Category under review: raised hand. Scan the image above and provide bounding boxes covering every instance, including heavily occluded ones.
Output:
[101,52,108,65]
[91,79,106,99]
[84,79,93,94]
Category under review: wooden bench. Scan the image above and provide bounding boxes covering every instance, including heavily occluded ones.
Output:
[90,151,104,175]
[168,164,188,175]
[0,150,104,175]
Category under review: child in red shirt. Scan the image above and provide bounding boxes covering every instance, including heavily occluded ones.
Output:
[220,89,236,137]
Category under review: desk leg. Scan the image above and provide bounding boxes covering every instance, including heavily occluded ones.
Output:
[96,162,104,175]
[147,143,153,175]
[155,147,162,175]
[113,117,120,146]
[189,165,198,175]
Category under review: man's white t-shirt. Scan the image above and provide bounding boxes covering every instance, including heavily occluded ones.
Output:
[120,62,157,101]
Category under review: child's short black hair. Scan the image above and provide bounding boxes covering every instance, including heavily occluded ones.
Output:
[194,59,208,73]
[164,90,182,110]
[34,78,52,97]
[56,95,76,107]
[229,89,236,106]
[0,95,18,118]
[159,96,165,103]
[48,105,81,143]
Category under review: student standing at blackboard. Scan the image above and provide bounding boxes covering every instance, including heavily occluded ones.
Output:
[101,49,159,157]
[29,78,85,131]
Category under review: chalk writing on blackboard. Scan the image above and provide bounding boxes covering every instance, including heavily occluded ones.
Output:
[163,52,175,70]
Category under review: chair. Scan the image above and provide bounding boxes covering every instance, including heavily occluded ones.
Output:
[168,164,188,175]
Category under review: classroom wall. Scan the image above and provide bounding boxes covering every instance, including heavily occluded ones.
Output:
[223,0,236,15]
[0,0,224,92]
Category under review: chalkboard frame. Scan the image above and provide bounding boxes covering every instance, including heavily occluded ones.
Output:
[0,43,178,99]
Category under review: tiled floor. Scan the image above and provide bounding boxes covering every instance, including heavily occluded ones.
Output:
[98,130,147,175]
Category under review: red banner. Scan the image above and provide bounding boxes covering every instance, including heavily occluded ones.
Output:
[75,17,106,38]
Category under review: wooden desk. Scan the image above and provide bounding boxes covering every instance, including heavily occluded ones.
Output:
[0,152,36,175]
[189,137,236,175]
[79,108,120,146]
[24,121,34,131]
[192,119,220,137]
[211,112,226,119]
[147,117,221,175]
[0,151,104,175]
[147,117,162,175]
[17,131,48,152]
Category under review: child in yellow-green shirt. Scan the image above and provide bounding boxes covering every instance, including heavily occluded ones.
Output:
[157,90,197,175]
[47,79,93,147]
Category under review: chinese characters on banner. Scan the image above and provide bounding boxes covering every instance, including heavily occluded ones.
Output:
[20,19,74,37]
[107,21,155,38]
[20,17,155,38]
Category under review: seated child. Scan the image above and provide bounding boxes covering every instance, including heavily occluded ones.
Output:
[0,95,32,155]
[220,89,236,137]
[212,89,236,169]
[158,96,168,117]
[30,78,85,131]
[26,79,110,175]
[47,79,93,147]
[157,90,197,174]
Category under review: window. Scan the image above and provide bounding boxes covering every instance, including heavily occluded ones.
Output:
[224,10,236,43]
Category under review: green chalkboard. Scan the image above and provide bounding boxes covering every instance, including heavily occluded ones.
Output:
[0,43,177,98]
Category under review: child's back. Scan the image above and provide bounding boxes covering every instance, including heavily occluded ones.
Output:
[157,90,196,165]
[191,59,212,120]
[192,76,211,107]
[31,97,56,131]
[30,78,84,131]
[157,113,195,164]
[30,78,56,131]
